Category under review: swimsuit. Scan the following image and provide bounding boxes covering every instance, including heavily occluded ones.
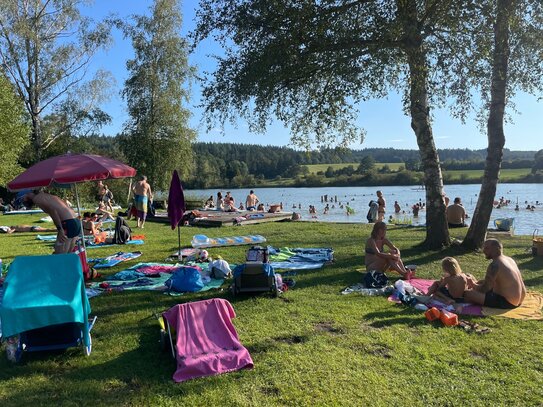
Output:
[438,286,464,303]
[61,218,82,238]
[484,290,518,309]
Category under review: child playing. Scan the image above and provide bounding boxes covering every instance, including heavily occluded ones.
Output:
[427,257,474,305]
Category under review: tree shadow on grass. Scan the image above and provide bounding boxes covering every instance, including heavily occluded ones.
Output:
[362,308,428,329]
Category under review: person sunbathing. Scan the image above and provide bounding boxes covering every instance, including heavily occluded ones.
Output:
[0,225,56,234]
[82,212,99,236]
[427,257,475,305]
[365,221,411,278]
[96,202,114,221]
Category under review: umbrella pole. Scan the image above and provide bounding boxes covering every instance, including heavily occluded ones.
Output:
[177,224,181,261]
[127,178,133,207]
[74,184,87,252]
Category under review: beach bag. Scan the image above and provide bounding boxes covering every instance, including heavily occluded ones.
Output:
[364,270,388,288]
[246,246,269,263]
[209,259,232,278]
[114,216,132,244]
[166,266,204,292]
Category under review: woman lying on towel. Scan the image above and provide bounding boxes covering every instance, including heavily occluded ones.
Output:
[0,225,57,234]
[365,221,411,279]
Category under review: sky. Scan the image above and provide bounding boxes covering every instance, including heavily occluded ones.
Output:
[82,1,542,151]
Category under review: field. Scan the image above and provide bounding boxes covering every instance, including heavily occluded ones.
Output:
[0,215,542,406]
[443,168,531,181]
[304,163,405,174]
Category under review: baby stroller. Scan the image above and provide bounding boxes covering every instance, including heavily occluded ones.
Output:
[231,246,281,297]
[0,254,95,362]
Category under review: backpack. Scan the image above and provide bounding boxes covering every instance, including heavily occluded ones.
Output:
[165,266,204,292]
[114,216,132,244]
[363,270,388,288]
[246,246,269,263]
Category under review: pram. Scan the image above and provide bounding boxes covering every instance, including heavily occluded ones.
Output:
[232,262,281,297]
[0,253,95,362]
[158,298,253,382]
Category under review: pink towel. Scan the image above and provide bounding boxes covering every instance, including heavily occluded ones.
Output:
[163,298,254,382]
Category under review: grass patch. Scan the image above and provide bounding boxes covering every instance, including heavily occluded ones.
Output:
[305,162,404,174]
[443,168,531,181]
[0,215,542,405]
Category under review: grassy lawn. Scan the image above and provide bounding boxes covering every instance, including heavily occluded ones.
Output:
[0,214,542,406]
[305,163,405,174]
[443,168,531,181]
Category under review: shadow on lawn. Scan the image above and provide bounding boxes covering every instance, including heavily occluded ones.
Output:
[363,308,427,329]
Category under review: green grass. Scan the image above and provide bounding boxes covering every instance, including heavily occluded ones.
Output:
[1,214,542,406]
[444,168,531,181]
[304,162,404,174]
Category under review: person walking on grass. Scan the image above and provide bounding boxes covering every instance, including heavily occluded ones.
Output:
[132,175,153,228]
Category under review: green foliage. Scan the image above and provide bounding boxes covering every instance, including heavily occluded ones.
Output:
[0,0,112,159]
[120,0,195,191]
[532,150,543,174]
[0,74,30,185]
[0,217,542,405]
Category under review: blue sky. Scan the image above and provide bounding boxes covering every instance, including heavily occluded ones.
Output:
[83,1,542,151]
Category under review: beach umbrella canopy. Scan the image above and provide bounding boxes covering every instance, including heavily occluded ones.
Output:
[167,170,185,230]
[7,153,136,191]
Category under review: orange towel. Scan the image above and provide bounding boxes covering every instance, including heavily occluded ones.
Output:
[482,291,543,320]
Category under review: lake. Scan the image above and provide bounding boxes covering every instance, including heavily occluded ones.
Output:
[186,183,543,236]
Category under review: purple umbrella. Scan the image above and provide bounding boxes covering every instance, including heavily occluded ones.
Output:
[167,170,186,256]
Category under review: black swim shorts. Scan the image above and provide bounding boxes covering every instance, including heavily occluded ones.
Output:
[484,290,518,309]
[438,286,464,303]
[61,218,82,238]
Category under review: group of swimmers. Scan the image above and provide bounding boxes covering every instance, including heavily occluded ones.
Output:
[364,221,526,310]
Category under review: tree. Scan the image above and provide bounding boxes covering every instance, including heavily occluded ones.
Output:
[0,0,112,160]
[194,0,488,248]
[120,0,195,191]
[0,73,29,185]
[462,0,543,249]
[532,150,543,174]
[357,155,376,174]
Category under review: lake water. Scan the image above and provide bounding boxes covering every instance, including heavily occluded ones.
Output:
[186,183,543,236]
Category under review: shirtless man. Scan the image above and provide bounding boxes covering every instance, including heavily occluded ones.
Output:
[132,175,153,228]
[446,197,467,228]
[245,190,259,211]
[97,180,107,203]
[376,190,386,222]
[22,190,81,254]
[464,239,526,309]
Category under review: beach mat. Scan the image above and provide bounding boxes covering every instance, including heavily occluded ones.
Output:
[91,251,142,269]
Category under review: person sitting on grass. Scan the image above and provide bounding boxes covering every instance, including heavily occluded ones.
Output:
[96,202,114,221]
[427,257,475,306]
[463,239,526,309]
[82,212,99,236]
[364,221,411,279]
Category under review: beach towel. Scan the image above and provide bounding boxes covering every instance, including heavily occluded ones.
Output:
[91,251,142,269]
[162,298,254,382]
[134,194,148,220]
[482,291,543,320]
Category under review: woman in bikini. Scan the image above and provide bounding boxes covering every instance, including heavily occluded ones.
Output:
[365,221,411,278]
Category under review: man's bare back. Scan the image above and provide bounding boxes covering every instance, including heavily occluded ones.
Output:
[32,192,76,225]
[133,180,152,198]
[489,255,526,306]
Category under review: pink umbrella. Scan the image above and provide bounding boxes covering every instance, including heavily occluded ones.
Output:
[7,153,137,253]
[8,153,136,190]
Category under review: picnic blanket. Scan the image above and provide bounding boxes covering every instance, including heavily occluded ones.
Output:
[389,278,542,320]
[88,262,225,294]
[90,251,142,269]
[268,247,333,270]
[162,298,253,382]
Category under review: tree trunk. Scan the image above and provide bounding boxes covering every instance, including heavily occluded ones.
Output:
[400,0,450,249]
[462,0,512,250]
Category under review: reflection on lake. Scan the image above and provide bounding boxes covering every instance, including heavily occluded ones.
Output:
[186,183,543,236]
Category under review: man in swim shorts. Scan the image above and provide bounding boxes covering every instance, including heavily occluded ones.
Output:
[132,175,153,228]
[245,190,260,211]
[22,190,81,254]
[464,239,526,309]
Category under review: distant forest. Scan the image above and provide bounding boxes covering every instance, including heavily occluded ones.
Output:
[70,136,539,189]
